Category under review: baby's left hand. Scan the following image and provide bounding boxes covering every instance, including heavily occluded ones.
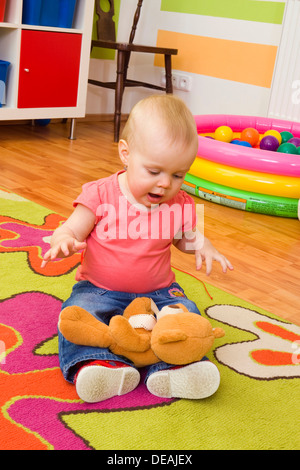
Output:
[195,237,233,275]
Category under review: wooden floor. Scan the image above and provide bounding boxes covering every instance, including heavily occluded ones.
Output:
[0,120,299,326]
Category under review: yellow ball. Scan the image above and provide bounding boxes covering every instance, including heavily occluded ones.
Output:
[214,126,233,143]
[263,130,282,145]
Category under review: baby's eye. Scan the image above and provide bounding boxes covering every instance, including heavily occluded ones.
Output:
[148,169,160,176]
[173,174,184,179]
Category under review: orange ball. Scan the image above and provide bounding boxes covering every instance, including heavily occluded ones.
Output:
[240,128,260,147]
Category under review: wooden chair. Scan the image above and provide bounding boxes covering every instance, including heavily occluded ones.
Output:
[89,0,178,141]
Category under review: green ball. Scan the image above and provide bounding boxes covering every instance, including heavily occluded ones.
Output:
[296,146,300,154]
[280,131,293,143]
[277,142,297,154]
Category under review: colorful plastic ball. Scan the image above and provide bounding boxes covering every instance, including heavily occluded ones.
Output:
[288,137,300,147]
[263,129,282,145]
[260,135,279,151]
[238,140,252,147]
[277,142,297,154]
[240,127,260,147]
[280,131,293,143]
[214,126,233,143]
[230,139,241,145]
[297,146,300,155]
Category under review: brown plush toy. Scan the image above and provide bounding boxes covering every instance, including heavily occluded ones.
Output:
[59,297,160,367]
[58,297,225,367]
[151,304,225,365]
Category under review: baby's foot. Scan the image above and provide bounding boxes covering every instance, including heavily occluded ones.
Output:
[74,360,140,403]
[146,361,220,399]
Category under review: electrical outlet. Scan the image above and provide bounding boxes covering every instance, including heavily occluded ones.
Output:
[172,74,178,88]
[178,75,192,92]
[161,72,192,92]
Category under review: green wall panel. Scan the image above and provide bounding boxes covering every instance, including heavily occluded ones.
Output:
[161,0,285,25]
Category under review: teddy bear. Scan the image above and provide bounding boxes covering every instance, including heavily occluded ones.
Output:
[151,303,225,364]
[58,297,225,367]
[59,297,161,367]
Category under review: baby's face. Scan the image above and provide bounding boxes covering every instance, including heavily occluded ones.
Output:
[121,124,196,208]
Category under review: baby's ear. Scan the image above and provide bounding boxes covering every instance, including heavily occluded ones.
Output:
[118,139,130,167]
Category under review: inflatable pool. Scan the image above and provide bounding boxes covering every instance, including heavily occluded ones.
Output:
[185,115,300,218]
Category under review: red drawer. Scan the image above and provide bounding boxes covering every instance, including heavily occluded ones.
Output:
[18,30,82,108]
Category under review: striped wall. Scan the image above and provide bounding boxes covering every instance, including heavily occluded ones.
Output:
[86,0,287,118]
[155,31,278,88]
[155,0,285,87]
[159,0,285,23]
[153,0,286,116]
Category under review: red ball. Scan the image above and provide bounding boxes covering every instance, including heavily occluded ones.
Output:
[240,128,260,147]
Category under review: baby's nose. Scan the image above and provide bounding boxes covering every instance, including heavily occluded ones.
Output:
[158,174,171,188]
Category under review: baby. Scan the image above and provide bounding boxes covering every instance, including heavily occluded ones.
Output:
[43,95,233,403]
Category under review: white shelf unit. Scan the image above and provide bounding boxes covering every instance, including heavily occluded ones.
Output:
[0,0,94,125]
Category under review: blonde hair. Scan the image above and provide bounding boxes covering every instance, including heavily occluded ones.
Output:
[121,94,198,154]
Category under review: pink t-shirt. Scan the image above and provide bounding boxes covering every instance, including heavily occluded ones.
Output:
[74,171,197,293]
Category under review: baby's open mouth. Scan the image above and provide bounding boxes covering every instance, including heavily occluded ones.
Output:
[147,193,163,203]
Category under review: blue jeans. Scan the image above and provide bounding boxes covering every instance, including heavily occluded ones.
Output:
[58,281,203,383]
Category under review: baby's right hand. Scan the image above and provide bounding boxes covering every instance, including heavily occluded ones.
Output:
[41,238,87,268]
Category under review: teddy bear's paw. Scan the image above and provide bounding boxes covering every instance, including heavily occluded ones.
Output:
[59,306,111,347]
[110,316,151,352]
[146,361,220,399]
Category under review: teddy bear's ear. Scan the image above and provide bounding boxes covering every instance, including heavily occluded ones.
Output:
[213,327,225,338]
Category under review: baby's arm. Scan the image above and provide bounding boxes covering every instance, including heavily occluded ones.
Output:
[41,204,96,267]
[173,228,233,275]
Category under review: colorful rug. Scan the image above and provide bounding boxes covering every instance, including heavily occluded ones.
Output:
[0,187,299,450]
